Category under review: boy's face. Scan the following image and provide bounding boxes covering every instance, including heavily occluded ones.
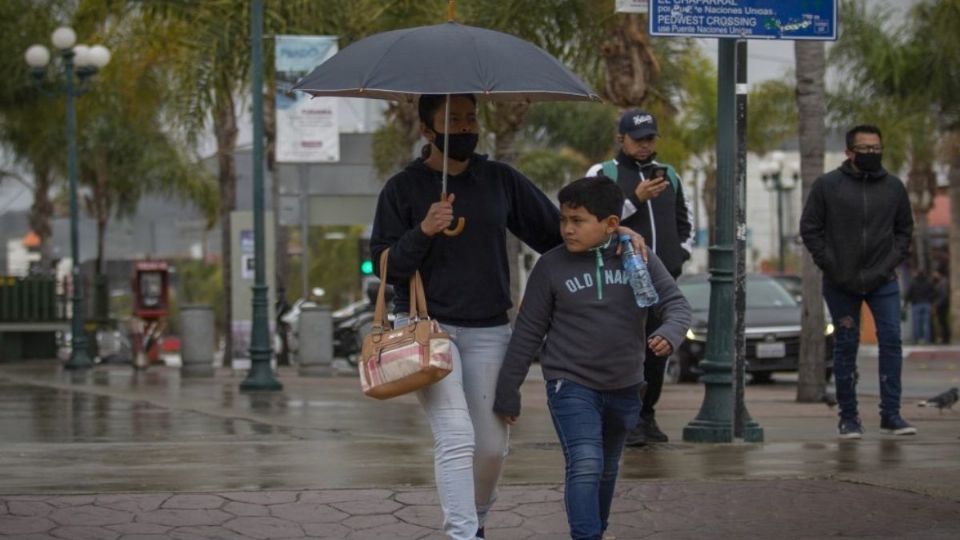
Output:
[560,204,618,253]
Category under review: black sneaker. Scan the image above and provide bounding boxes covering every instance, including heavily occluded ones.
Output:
[624,425,647,447]
[476,527,484,539]
[642,415,669,443]
[880,415,917,435]
[838,417,863,439]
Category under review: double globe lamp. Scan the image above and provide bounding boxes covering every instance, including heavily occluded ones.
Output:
[24,27,110,369]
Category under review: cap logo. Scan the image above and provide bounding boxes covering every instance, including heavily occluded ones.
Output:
[633,114,653,126]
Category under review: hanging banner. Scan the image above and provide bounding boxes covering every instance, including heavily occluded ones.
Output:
[276,35,340,163]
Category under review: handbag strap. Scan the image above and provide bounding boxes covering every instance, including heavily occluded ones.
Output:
[411,270,430,320]
[372,250,391,330]
[373,249,432,331]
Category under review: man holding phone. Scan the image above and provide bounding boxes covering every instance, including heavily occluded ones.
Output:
[587,110,694,446]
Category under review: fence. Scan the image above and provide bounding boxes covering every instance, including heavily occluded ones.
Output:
[0,275,67,322]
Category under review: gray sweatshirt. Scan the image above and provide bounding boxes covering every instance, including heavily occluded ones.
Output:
[494,236,691,418]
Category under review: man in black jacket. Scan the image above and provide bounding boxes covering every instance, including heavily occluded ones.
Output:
[800,124,916,439]
[587,110,694,445]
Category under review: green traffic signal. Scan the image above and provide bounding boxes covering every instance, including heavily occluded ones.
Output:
[360,260,374,275]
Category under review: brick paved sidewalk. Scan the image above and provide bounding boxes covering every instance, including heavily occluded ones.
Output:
[3,479,959,540]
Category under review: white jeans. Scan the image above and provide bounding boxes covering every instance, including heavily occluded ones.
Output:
[416,322,512,540]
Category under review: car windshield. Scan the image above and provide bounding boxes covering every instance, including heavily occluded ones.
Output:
[679,278,799,311]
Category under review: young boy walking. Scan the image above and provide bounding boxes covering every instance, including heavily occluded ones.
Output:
[494,177,691,540]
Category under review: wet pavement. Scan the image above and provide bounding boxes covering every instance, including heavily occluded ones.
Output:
[0,350,958,538]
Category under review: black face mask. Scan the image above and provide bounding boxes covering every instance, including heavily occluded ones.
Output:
[853,152,883,173]
[432,131,479,162]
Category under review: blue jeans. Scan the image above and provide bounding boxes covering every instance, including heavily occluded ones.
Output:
[822,279,903,421]
[910,302,932,344]
[546,378,642,540]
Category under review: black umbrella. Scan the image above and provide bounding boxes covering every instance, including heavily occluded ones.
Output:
[293,12,600,235]
[293,22,598,103]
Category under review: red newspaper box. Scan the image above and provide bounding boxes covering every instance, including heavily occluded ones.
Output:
[133,260,169,320]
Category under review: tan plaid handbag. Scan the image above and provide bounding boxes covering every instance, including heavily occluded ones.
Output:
[359,250,453,399]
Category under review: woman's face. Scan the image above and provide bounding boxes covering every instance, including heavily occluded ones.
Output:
[427,96,479,138]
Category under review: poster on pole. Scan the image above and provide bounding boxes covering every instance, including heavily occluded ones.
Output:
[276,35,340,163]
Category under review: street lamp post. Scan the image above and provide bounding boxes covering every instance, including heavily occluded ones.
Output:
[761,152,798,274]
[25,28,111,370]
[240,0,283,391]
[682,40,764,443]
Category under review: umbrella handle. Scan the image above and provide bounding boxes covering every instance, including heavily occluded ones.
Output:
[443,218,465,236]
[440,192,465,236]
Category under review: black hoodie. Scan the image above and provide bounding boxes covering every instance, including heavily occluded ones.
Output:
[370,154,562,326]
[800,160,913,295]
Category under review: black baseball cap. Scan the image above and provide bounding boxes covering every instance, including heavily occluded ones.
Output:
[618,110,658,139]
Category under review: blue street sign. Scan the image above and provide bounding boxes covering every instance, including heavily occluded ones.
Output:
[649,0,836,40]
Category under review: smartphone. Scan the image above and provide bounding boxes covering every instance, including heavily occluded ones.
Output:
[648,166,668,182]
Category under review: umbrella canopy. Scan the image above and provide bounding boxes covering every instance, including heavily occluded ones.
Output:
[292,21,599,102]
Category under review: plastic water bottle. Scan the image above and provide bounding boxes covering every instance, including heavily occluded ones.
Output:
[619,234,658,308]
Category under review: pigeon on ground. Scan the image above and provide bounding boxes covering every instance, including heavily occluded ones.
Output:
[917,387,959,412]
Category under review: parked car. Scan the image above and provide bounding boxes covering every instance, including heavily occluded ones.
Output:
[771,273,803,303]
[666,273,834,383]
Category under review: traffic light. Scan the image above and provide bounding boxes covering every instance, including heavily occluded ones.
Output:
[358,237,374,276]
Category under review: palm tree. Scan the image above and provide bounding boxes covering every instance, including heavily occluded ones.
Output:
[1,101,65,273]
[794,40,828,403]
[75,7,217,311]
[594,12,661,108]
[0,0,69,272]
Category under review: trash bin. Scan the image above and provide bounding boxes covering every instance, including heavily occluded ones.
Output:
[180,305,215,377]
[298,304,333,376]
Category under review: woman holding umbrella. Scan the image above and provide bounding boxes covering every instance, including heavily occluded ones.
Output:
[370,94,646,539]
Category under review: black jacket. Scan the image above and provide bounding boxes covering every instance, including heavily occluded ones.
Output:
[800,160,913,295]
[370,154,562,327]
[588,151,693,278]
